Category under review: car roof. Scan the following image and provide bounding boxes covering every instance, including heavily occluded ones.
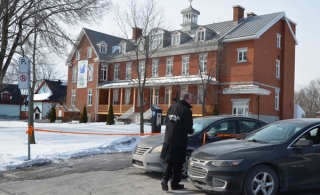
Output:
[194,116,266,123]
[274,118,320,126]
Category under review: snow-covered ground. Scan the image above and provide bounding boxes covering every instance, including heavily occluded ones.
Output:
[0,120,164,172]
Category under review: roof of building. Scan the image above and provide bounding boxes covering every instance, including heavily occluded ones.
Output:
[35,80,67,101]
[0,84,23,105]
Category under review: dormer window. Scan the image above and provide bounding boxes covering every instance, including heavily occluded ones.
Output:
[76,50,80,60]
[197,29,205,41]
[172,34,180,46]
[120,42,126,54]
[1,92,11,101]
[137,37,145,50]
[99,43,107,54]
[150,30,163,50]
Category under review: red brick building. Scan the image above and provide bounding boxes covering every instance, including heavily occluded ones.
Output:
[64,4,297,124]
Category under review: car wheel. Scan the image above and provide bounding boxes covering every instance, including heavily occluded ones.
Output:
[181,153,190,178]
[243,165,279,195]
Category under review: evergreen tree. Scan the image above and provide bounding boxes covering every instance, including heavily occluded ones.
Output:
[79,106,88,123]
[49,105,56,123]
[106,103,115,125]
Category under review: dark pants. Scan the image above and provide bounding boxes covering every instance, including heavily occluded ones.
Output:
[162,160,182,185]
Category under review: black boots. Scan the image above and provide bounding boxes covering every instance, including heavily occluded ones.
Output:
[161,180,169,191]
[171,183,184,190]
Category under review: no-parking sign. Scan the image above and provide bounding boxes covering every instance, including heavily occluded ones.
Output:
[18,73,29,89]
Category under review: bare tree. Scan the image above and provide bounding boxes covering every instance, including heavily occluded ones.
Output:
[113,0,166,134]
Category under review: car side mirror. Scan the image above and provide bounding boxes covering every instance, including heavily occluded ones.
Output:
[206,132,217,138]
[293,140,313,147]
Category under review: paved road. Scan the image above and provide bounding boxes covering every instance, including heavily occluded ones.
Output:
[0,152,318,195]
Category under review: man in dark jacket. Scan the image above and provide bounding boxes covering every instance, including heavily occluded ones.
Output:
[160,92,194,191]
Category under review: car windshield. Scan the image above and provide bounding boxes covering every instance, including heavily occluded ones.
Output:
[192,118,218,134]
[244,121,305,144]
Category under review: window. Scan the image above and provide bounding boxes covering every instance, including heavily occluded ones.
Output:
[120,43,126,54]
[182,56,189,75]
[139,39,145,50]
[197,30,205,41]
[100,65,108,81]
[275,89,280,110]
[277,33,281,48]
[198,86,203,104]
[100,43,107,54]
[152,59,159,77]
[87,89,92,105]
[1,93,10,101]
[166,58,173,76]
[113,89,119,105]
[232,99,249,116]
[88,64,93,81]
[126,62,132,79]
[199,54,207,73]
[172,34,180,45]
[139,61,145,78]
[87,47,92,58]
[125,89,131,105]
[165,87,169,104]
[76,50,80,60]
[276,60,280,78]
[150,31,163,50]
[238,120,263,134]
[237,48,247,62]
[114,64,120,80]
[208,121,236,134]
[71,90,76,107]
[72,67,77,82]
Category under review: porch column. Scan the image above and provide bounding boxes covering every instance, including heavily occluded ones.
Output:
[152,86,156,105]
[133,87,136,112]
[168,86,172,107]
[186,84,189,92]
[120,88,123,112]
[108,89,111,111]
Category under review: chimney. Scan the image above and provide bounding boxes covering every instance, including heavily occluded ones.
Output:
[246,12,257,17]
[132,27,143,40]
[233,5,245,23]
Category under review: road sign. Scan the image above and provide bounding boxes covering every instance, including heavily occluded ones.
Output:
[18,73,29,89]
[19,57,30,73]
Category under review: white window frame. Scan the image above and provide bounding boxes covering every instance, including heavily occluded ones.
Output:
[113,89,119,105]
[152,59,159,77]
[182,56,189,75]
[277,33,281,48]
[100,65,108,81]
[125,88,131,105]
[76,50,80,60]
[139,39,145,50]
[88,64,93,81]
[100,44,107,54]
[87,47,92,58]
[139,61,145,78]
[199,54,207,74]
[166,57,173,76]
[71,90,76,107]
[275,89,280,110]
[126,62,132,79]
[197,30,205,41]
[114,64,120,80]
[276,60,280,78]
[237,48,247,62]
[150,32,163,50]
[198,85,204,104]
[172,34,180,46]
[72,67,77,82]
[87,89,92,106]
[165,87,169,104]
[120,43,126,54]
[232,99,250,117]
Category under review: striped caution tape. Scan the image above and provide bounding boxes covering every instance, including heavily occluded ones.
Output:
[33,128,161,136]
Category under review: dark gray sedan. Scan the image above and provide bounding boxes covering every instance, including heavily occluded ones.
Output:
[132,116,267,177]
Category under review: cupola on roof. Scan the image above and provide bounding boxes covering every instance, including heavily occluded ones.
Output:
[180,0,200,31]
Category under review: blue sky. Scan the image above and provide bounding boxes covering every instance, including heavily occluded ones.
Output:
[70,0,320,88]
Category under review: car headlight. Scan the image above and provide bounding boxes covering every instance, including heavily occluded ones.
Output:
[210,159,243,166]
[150,144,163,153]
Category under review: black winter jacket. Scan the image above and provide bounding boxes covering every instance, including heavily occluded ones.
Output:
[163,100,194,147]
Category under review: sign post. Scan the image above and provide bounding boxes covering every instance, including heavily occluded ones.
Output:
[18,57,31,160]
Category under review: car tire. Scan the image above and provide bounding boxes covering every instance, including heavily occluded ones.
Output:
[242,165,279,195]
[181,153,191,179]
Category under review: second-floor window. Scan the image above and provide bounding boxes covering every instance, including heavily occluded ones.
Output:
[152,59,159,77]
[88,64,93,81]
[87,47,92,58]
[126,62,132,79]
[139,61,145,78]
[277,33,281,48]
[71,90,76,107]
[76,50,80,60]
[114,64,120,80]
[1,93,10,101]
[237,48,247,62]
[182,56,189,75]
[276,60,280,78]
[87,89,92,105]
[166,58,173,76]
[199,54,207,73]
[100,65,108,81]
[172,34,180,45]
[72,67,77,82]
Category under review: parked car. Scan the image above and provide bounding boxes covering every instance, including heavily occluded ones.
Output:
[187,118,320,195]
[131,116,266,177]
